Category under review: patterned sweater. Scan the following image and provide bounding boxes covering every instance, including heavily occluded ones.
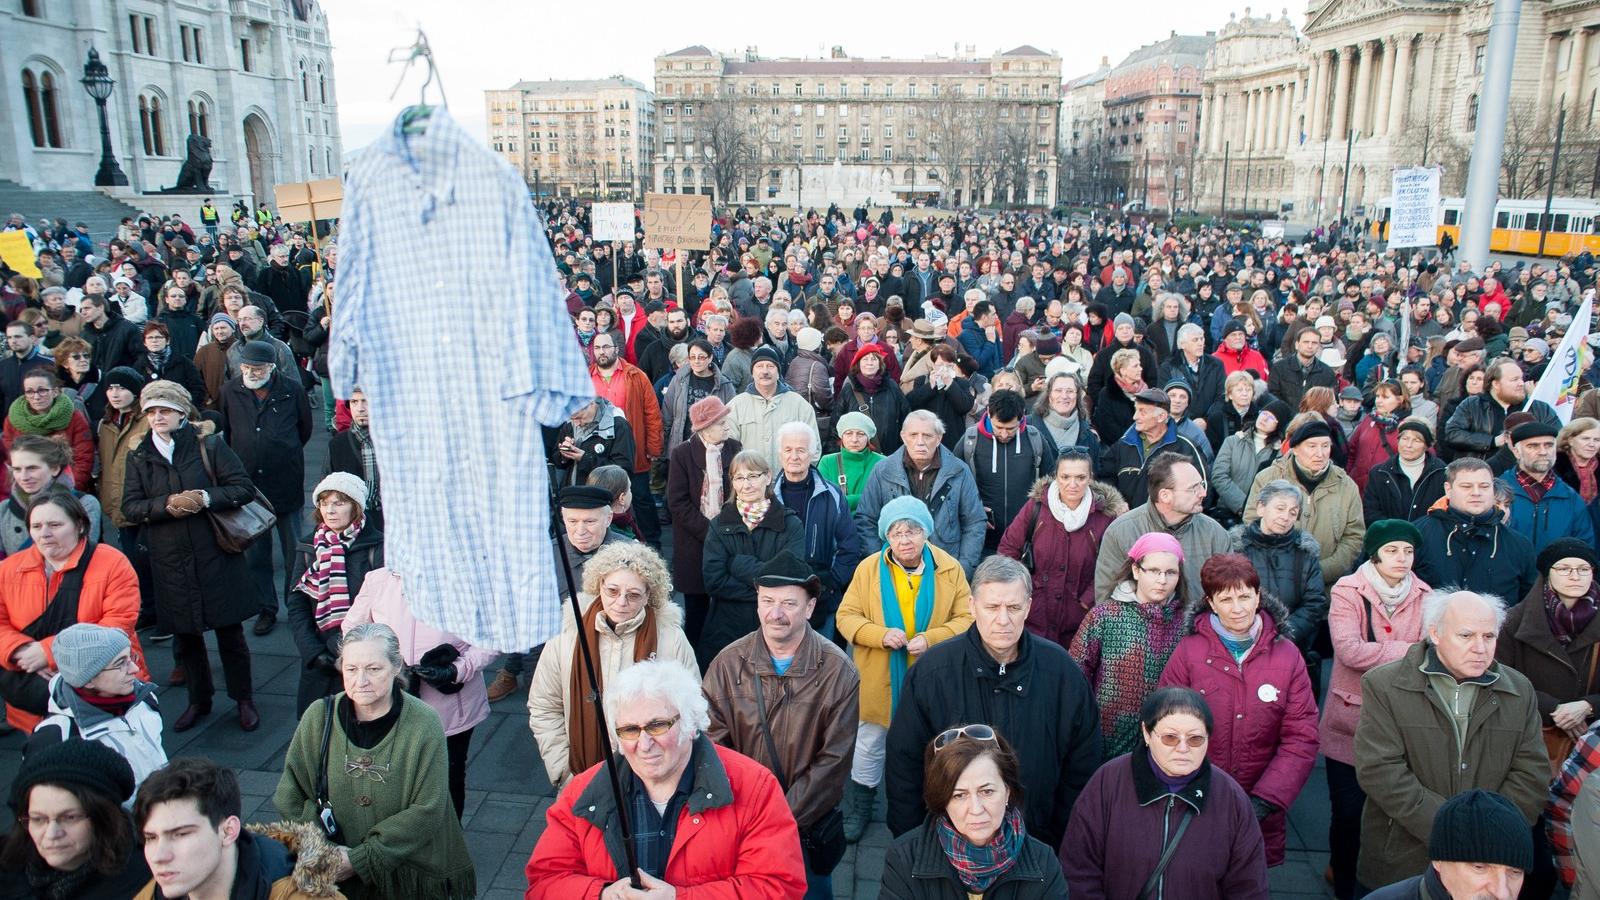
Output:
[1069,582,1185,756]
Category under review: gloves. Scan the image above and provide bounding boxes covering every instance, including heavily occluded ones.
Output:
[1250,795,1279,821]
[165,490,206,518]
[309,652,339,676]
[411,662,464,694]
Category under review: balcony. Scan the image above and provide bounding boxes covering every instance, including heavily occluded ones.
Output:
[230,0,273,22]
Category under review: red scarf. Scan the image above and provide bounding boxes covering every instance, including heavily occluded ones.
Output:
[1517,469,1558,504]
[1114,374,1147,396]
[72,686,134,717]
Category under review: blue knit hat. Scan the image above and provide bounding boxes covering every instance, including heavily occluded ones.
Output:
[877,495,935,543]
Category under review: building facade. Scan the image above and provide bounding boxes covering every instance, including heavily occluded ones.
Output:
[2,0,339,205]
[1101,32,1213,212]
[651,44,1061,208]
[1060,57,1114,205]
[485,77,654,201]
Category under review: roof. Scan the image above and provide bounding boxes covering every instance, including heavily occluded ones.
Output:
[507,77,650,94]
[1066,67,1110,89]
[1002,45,1052,57]
[723,59,991,76]
[663,45,715,57]
[1112,34,1215,72]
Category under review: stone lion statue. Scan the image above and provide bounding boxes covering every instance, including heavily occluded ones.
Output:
[175,133,214,192]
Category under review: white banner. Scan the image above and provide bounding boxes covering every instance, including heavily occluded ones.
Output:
[591,203,635,242]
[1389,167,1441,249]
[1527,291,1594,423]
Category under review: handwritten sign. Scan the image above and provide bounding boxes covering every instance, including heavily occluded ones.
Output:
[275,178,344,223]
[642,193,711,250]
[0,231,40,278]
[592,203,636,242]
[1389,167,1441,249]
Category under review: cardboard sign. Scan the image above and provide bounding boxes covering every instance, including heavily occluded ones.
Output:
[0,231,40,278]
[275,178,344,223]
[592,203,636,242]
[1389,167,1441,249]
[642,193,711,250]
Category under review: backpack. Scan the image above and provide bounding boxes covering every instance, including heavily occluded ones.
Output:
[959,426,1045,475]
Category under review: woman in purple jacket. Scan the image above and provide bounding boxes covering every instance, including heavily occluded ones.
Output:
[1157,554,1320,867]
[1061,687,1271,900]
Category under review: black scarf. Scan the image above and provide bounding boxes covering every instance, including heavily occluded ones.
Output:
[1291,456,1331,491]
[25,859,96,900]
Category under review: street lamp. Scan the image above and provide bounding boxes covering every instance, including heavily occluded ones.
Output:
[80,47,128,187]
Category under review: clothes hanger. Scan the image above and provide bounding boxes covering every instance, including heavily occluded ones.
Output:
[388,28,448,134]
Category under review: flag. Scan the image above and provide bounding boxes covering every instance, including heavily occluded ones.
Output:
[1526,291,1594,423]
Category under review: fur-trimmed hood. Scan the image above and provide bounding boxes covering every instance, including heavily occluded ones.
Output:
[246,821,346,898]
[1025,477,1129,518]
[1227,521,1322,557]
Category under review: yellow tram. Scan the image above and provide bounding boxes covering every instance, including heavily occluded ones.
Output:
[1369,196,1600,257]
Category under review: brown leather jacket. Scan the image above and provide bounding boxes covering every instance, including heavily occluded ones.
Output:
[703,626,860,829]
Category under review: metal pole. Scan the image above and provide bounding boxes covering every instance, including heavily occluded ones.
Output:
[1337,129,1357,245]
[1243,149,1253,218]
[1314,137,1329,232]
[1461,0,1524,271]
[1421,121,1431,168]
[1539,101,1567,256]
[1220,141,1230,221]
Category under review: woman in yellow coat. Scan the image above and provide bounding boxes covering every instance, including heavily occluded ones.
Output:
[835,494,973,842]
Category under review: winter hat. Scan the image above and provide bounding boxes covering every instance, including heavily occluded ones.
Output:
[1127,532,1184,564]
[313,472,368,514]
[796,327,823,353]
[1220,320,1246,339]
[102,366,145,396]
[1363,519,1424,559]
[1132,388,1171,409]
[688,395,732,433]
[852,342,889,371]
[1314,315,1337,330]
[1035,335,1062,356]
[1113,312,1136,330]
[1289,418,1335,447]
[1339,386,1364,402]
[836,411,877,440]
[1509,326,1530,341]
[9,738,137,812]
[750,345,782,371]
[239,341,277,366]
[1524,337,1551,358]
[139,379,192,413]
[1397,418,1435,447]
[754,550,822,597]
[1428,789,1534,872]
[1537,537,1600,578]
[1510,420,1560,444]
[877,495,936,543]
[51,623,131,689]
[559,486,613,509]
[208,313,237,331]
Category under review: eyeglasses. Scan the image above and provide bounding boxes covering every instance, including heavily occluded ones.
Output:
[1136,564,1181,581]
[1551,564,1594,577]
[1153,732,1208,749]
[101,652,140,674]
[615,715,679,741]
[26,811,87,830]
[22,387,54,395]
[934,724,997,752]
[732,473,767,483]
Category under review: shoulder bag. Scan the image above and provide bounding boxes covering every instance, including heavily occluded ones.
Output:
[752,668,847,876]
[313,697,346,844]
[1136,807,1195,900]
[196,435,277,554]
[0,541,98,714]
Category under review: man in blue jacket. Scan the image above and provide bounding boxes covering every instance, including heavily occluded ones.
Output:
[957,300,1004,377]
[1414,457,1537,602]
[773,422,868,638]
[1500,420,1596,555]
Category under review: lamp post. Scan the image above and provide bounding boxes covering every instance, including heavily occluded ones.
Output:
[80,47,128,187]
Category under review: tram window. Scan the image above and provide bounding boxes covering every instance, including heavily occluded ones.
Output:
[1496,211,1511,228]
[1444,209,1460,225]
[1555,214,1570,231]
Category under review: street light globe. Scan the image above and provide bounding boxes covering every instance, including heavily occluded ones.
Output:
[80,46,114,102]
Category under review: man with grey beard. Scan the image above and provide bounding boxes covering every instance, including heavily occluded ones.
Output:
[223,305,300,385]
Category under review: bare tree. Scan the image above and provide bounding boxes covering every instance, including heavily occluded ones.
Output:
[992,120,1033,206]
[1386,111,1471,196]
[925,94,977,198]
[696,93,765,203]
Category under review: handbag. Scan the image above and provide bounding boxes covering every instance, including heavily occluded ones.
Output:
[1136,807,1195,900]
[0,540,97,715]
[313,697,346,844]
[196,435,277,554]
[752,668,847,876]
[1543,645,1600,776]
[1016,501,1042,570]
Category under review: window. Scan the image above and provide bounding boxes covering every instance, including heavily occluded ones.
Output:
[794,82,803,96]
[187,98,210,138]
[318,65,326,103]
[1495,210,1511,228]
[300,61,310,101]
[682,103,694,116]
[662,104,674,116]
[839,104,849,117]
[840,83,849,97]
[1468,93,1479,130]
[326,147,333,173]
[664,125,675,141]
[999,84,1010,98]
[883,147,893,161]
[931,83,940,97]
[884,104,894,117]
[138,93,166,156]
[20,68,63,148]
[1444,208,1460,225]
[816,83,826,97]
[908,83,917,98]
[794,124,803,139]
[977,84,986,98]
[838,125,848,141]
[309,146,318,174]
[884,124,894,139]
[771,82,780,96]
[21,0,40,16]
[240,38,254,72]
[885,84,894,98]
[815,124,824,138]
[768,124,779,140]
[1475,45,1486,75]
[181,25,193,61]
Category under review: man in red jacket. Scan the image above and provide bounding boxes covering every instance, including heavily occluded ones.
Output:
[590,331,664,549]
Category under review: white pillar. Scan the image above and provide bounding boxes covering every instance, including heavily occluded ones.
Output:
[1350,40,1376,139]
[1265,86,1281,151]
[1308,52,1328,142]
[1281,79,1298,147]
[1329,47,1353,141]
[1566,28,1591,111]
[1374,38,1397,136]
[1387,35,1415,135]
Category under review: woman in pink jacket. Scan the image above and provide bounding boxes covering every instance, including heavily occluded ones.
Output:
[343,568,497,819]
[1158,553,1320,868]
[1321,519,1429,900]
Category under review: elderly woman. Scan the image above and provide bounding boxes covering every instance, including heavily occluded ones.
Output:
[121,380,259,734]
[1211,400,1290,526]
[1,435,103,556]
[1229,479,1328,655]
[0,739,151,898]
[698,449,805,668]
[275,623,476,899]
[1158,554,1320,868]
[192,314,238,410]
[0,489,143,734]
[836,495,974,842]
[3,370,94,488]
[1090,348,1145,445]
[1070,532,1187,757]
[1322,519,1430,900]
[834,344,909,458]
[879,727,1068,899]
[342,569,496,819]
[284,473,385,715]
[661,339,736,457]
[1245,414,1365,582]
[774,421,868,636]
[132,321,206,409]
[997,448,1121,647]
[818,411,884,513]
[528,541,697,787]
[1497,537,1600,767]
[1345,381,1409,493]
[526,658,806,898]
[1061,687,1271,899]
[1363,419,1447,525]
[1206,370,1263,451]
[665,396,741,647]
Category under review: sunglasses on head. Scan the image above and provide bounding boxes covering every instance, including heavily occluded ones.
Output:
[933,723,997,753]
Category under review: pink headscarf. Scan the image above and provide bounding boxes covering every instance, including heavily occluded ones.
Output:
[1127,532,1184,563]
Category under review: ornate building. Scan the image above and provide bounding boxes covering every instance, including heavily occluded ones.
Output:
[1060,57,1115,205]
[1,0,340,205]
[651,44,1061,208]
[1100,32,1214,212]
[485,77,654,201]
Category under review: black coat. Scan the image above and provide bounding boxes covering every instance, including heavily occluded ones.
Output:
[879,822,1068,900]
[548,409,635,487]
[664,434,741,596]
[120,426,259,633]
[1412,505,1537,602]
[1159,353,1227,428]
[1443,394,1560,460]
[1204,398,1262,453]
[1085,339,1157,401]
[254,260,310,314]
[1228,523,1328,650]
[1265,355,1338,411]
[886,628,1103,851]
[697,500,804,667]
[906,376,976,450]
[216,373,313,514]
[135,352,208,409]
[83,315,143,374]
[1362,454,1447,525]
[284,519,385,713]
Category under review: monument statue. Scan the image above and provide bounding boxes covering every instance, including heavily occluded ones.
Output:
[173,134,214,192]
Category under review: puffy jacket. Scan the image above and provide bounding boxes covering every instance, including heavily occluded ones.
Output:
[1345,415,1400,493]
[29,675,166,797]
[525,735,807,900]
[996,479,1121,646]
[879,823,1068,900]
[1157,612,1320,866]
[1362,454,1447,525]
[1412,505,1537,603]
[527,591,698,787]
[1443,393,1560,459]
[887,628,1104,850]
[773,469,868,618]
[959,415,1050,544]
[1213,344,1269,380]
[957,315,1004,376]
[1227,524,1328,650]
[1107,420,1210,508]
[661,364,735,456]
[1501,470,1597,554]
[1210,432,1278,520]
[1243,456,1365,581]
[855,446,987,577]
[699,500,806,666]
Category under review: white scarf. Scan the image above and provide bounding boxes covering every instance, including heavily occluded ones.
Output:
[1357,559,1413,616]
[701,441,724,519]
[1046,485,1092,532]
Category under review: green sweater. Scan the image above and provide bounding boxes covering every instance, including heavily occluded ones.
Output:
[818,447,885,513]
[274,692,476,900]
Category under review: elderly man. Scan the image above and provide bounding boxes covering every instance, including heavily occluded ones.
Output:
[526,658,807,899]
[1414,458,1538,601]
[253,242,309,315]
[1244,417,1366,582]
[773,423,867,636]
[1445,359,1560,460]
[1365,789,1534,900]
[1501,420,1596,553]
[1095,453,1230,602]
[703,552,860,899]
[855,410,987,578]
[726,346,817,470]
[884,555,1102,851]
[217,341,311,635]
[1106,388,1211,508]
[223,306,299,385]
[1157,322,1226,428]
[1354,589,1548,892]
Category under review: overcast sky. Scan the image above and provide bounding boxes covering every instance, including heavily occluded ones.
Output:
[329,0,1275,155]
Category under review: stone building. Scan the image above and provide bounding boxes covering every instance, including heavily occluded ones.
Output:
[651,44,1061,208]
[484,77,654,201]
[2,0,340,206]
[1101,32,1214,213]
[1060,57,1116,205]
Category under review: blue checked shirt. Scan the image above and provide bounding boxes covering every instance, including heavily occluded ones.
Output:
[331,109,593,651]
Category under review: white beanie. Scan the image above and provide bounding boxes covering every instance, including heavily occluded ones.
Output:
[314,471,368,513]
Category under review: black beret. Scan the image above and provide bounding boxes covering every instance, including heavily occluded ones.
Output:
[1510,421,1560,444]
[1289,418,1335,447]
[559,485,614,509]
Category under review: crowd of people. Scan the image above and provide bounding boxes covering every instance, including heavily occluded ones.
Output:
[3,196,1600,899]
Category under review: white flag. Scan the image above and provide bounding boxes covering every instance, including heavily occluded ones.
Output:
[1526,291,1594,423]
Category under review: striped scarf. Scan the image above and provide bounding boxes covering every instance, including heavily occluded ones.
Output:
[297,520,361,632]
